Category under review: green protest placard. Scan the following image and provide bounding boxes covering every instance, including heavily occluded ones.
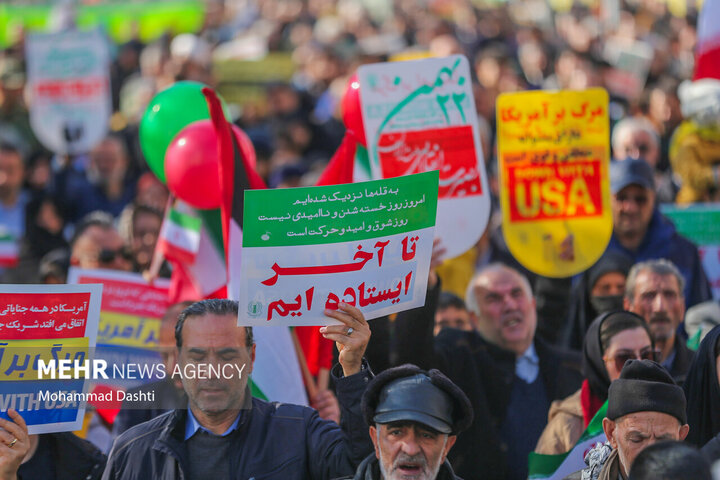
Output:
[238,172,438,326]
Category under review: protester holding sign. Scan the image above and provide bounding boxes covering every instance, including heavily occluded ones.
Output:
[103,299,374,480]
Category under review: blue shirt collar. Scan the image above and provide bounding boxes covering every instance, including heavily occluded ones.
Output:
[184,406,242,441]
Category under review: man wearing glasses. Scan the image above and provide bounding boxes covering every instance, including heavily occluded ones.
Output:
[70,211,132,272]
[608,159,711,309]
[624,259,695,385]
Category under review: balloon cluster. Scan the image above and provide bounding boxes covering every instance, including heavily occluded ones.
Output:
[139,81,256,210]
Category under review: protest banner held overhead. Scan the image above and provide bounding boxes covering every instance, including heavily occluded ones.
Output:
[68,268,169,421]
[0,284,102,434]
[497,88,613,278]
[237,171,438,327]
[357,55,491,260]
[25,28,111,155]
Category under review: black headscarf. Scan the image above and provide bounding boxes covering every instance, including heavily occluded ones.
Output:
[582,311,651,401]
[564,250,634,350]
[684,324,720,447]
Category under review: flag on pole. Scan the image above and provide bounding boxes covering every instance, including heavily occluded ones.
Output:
[203,87,308,406]
[157,199,227,303]
[0,233,19,268]
[695,0,720,81]
[528,402,608,480]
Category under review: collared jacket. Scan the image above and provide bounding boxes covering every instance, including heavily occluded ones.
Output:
[668,334,695,386]
[102,365,372,480]
[346,454,462,480]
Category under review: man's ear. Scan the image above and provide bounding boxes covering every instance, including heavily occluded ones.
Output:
[442,435,457,463]
[623,297,631,310]
[369,425,380,458]
[603,418,618,449]
[679,423,690,441]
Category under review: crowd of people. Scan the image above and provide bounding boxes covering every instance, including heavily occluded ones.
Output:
[1,0,720,479]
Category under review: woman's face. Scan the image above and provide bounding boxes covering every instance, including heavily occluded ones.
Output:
[604,327,653,381]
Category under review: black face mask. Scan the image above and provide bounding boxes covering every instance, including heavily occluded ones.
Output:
[590,295,625,315]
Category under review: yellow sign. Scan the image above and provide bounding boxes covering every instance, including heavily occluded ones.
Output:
[0,338,89,381]
[497,88,613,277]
[97,313,160,349]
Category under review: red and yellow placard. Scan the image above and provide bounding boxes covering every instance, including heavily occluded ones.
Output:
[497,88,612,277]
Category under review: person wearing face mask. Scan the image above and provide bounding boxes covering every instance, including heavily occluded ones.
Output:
[562,251,634,350]
[536,311,658,455]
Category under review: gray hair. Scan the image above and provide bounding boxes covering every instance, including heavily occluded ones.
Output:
[175,299,254,348]
[625,259,686,301]
[465,263,533,316]
[611,117,660,157]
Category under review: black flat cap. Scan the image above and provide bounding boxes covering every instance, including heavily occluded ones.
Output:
[362,364,473,435]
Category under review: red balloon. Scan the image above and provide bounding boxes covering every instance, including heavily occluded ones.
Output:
[342,73,366,146]
[165,120,256,210]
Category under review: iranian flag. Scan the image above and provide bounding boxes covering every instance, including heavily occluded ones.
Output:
[157,199,226,303]
[528,402,608,479]
[0,233,18,268]
[203,87,308,406]
[695,0,720,81]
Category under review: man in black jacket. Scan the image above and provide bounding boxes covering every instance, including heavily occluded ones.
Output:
[103,298,374,480]
[395,263,583,480]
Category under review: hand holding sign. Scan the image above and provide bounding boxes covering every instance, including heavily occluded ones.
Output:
[0,410,30,479]
[320,303,371,376]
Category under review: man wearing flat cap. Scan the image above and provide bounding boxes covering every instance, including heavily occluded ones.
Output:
[347,364,473,480]
[565,359,689,480]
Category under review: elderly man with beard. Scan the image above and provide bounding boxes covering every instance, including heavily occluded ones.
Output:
[346,364,473,480]
[564,360,689,480]
[623,259,695,384]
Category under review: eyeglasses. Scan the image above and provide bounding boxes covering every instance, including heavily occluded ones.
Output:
[98,247,132,264]
[604,348,660,373]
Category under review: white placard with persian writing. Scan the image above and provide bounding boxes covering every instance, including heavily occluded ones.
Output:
[358,55,491,259]
[26,29,111,155]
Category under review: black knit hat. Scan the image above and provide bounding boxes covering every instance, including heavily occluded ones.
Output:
[361,364,473,435]
[607,359,687,424]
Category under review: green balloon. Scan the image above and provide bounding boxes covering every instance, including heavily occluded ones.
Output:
[139,81,229,183]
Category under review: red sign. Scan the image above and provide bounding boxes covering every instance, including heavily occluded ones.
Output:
[378,126,482,198]
[507,159,603,222]
[0,292,91,339]
[77,277,168,319]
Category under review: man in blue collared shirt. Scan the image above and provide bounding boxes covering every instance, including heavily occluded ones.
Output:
[103,298,374,480]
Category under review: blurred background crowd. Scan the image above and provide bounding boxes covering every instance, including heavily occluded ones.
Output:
[0,0,715,290]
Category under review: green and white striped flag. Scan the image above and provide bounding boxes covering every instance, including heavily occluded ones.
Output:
[158,201,202,265]
[528,401,608,479]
